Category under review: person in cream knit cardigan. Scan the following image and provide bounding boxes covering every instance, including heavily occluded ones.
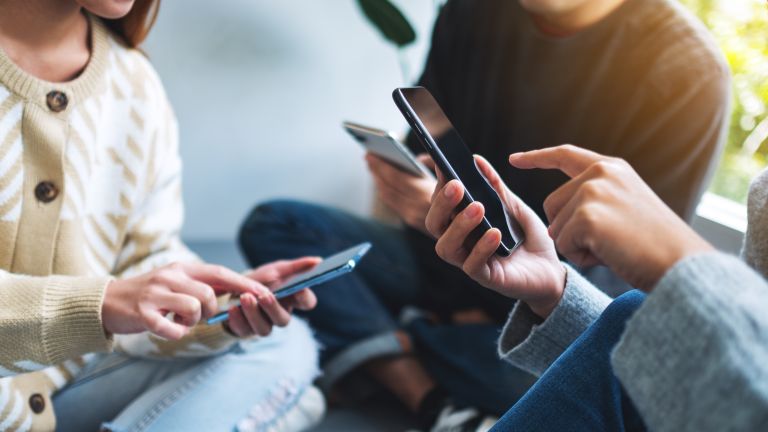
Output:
[0,1,323,431]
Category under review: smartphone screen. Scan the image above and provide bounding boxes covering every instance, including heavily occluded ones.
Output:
[273,242,371,297]
[394,87,524,255]
[206,243,371,325]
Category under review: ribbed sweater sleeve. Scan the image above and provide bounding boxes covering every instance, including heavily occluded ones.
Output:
[611,252,768,432]
[498,265,611,376]
[0,273,112,376]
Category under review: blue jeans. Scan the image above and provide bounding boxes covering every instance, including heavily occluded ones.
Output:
[53,320,319,432]
[238,200,535,415]
[492,291,647,431]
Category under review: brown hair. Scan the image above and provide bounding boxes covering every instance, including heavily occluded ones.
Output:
[103,0,161,48]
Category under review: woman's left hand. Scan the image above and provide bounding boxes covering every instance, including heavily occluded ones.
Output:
[225,257,320,337]
[425,155,566,318]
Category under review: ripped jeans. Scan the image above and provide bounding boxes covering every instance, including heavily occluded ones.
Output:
[52,319,319,432]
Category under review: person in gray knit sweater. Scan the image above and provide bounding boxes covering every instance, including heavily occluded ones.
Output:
[424,144,768,431]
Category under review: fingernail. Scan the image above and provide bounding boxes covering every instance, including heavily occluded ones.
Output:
[467,204,481,218]
[446,183,460,198]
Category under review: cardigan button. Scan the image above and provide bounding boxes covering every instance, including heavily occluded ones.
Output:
[35,181,59,203]
[29,393,45,414]
[46,90,68,112]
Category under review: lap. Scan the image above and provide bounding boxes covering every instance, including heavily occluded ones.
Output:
[407,320,537,416]
[492,291,647,432]
[54,320,319,432]
[239,199,424,308]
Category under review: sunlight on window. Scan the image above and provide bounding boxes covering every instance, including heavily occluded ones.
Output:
[681,0,768,203]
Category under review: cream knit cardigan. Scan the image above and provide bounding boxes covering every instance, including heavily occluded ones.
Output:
[0,17,240,431]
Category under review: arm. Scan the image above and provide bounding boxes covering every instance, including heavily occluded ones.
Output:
[0,273,112,377]
[498,265,610,376]
[612,253,768,431]
[510,145,768,429]
[620,69,731,221]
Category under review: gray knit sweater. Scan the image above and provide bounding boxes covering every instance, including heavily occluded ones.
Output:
[498,170,768,431]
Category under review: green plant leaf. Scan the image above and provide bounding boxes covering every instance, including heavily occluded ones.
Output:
[356,0,416,47]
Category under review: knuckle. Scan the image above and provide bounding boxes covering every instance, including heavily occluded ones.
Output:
[138,288,154,302]
[611,157,630,168]
[209,265,227,279]
[581,181,602,199]
[591,160,612,176]
[163,263,183,277]
[181,298,201,316]
[555,234,571,253]
[461,261,477,277]
[142,313,161,332]
[151,269,175,285]
[425,219,437,237]
[205,288,217,304]
[576,204,601,230]
[434,241,447,259]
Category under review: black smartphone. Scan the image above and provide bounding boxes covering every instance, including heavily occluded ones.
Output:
[392,87,524,256]
[207,243,372,324]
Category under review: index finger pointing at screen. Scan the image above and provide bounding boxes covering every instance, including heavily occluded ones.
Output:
[508,144,608,178]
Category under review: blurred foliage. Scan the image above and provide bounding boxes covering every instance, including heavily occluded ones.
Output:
[680,0,768,203]
[356,0,416,47]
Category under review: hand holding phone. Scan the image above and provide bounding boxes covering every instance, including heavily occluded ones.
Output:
[207,243,372,325]
[343,121,433,178]
[392,87,524,256]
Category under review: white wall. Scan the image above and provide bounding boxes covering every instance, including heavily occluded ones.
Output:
[143,1,438,240]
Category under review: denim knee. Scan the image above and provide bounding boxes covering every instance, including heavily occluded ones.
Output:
[594,290,646,335]
[239,200,319,252]
[240,200,309,236]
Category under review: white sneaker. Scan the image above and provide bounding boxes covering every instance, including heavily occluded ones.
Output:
[429,405,497,432]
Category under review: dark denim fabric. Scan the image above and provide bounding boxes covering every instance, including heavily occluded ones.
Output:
[492,290,648,431]
[238,200,535,415]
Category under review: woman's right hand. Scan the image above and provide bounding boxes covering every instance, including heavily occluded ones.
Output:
[509,145,714,291]
[102,262,268,340]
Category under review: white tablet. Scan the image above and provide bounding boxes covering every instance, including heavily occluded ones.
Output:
[343,121,433,178]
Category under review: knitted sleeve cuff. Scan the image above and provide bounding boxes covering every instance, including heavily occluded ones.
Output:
[42,276,113,364]
[498,265,611,376]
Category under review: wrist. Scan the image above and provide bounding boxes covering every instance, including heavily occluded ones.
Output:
[101,278,139,335]
[101,279,118,335]
[648,231,714,292]
[527,263,567,319]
